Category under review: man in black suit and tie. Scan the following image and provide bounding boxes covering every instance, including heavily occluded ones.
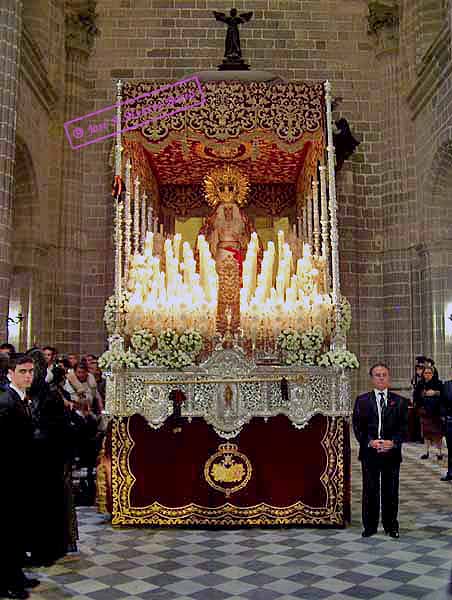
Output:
[0,354,40,599]
[352,363,409,539]
[440,375,452,481]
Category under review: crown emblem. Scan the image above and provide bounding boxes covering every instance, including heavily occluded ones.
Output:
[218,442,238,454]
[204,442,252,497]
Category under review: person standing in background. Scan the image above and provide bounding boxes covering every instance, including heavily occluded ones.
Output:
[49,365,79,552]
[411,356,427,390]
[0,342,16,356]
[42,346,58,383]
[410,357,426,442]
[414,365,443,460]
[440,371,452,481]
[27,349,67,567]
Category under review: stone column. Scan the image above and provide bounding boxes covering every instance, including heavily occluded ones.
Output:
[0,1,22,339]
[368,1,414,387]
[55,1,97,352]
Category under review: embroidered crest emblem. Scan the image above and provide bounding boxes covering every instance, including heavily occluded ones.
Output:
[204,442,252,497]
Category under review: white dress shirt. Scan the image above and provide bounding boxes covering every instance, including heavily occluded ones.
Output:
[9,382,26,402]
[374,388,388,439]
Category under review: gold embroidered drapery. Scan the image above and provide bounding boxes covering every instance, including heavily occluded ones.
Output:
[120,79,326,198]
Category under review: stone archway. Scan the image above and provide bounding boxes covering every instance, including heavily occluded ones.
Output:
[10,137,46,350]
[415,140,452,376]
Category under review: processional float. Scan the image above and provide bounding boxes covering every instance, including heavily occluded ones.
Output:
[98,75,357,527]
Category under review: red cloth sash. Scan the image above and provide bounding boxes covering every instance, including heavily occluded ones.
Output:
[224,246,245,279]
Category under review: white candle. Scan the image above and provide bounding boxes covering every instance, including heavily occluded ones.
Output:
[173,233,181,264]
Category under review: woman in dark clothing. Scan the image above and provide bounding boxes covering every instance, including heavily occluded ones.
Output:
[411,360,425,442]
[51,366,79,553]
[27,350,68,565]
[414,365,444,460]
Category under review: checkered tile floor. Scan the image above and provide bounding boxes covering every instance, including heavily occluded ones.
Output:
[29,441,452,599]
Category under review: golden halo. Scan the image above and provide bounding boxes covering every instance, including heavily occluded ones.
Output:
[203,165,250,207]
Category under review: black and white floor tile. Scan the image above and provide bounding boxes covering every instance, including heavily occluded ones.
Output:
[29,442,452,599]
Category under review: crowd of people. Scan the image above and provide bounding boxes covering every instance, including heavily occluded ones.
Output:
[0,343,106,600]
[1,343,451,596]
[411,355,452,480]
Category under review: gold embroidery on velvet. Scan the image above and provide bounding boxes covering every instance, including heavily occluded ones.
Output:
[110,416,345,526]
[121,80,325,151]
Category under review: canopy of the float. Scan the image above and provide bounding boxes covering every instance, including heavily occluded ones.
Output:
[118,73,326,217]
[110,74,343,350]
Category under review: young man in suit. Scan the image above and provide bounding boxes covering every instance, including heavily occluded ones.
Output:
[0,354,40,599]
[352,363,409,539]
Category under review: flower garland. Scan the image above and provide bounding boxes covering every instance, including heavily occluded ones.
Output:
[334,296,352,337]
[103,291,131,335]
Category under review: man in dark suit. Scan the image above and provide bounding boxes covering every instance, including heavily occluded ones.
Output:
[352,363,409,539]
[0,354,40,599]
[440,376,452,481]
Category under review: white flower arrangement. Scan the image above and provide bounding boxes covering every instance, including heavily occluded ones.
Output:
[317,349,359,369]
[151,347,192,369]
[157,329,180,352]
[284,351,301,365]
[299,351,317,366]
[277,330,301,353]
[99,328,204,371]
[98,346,143,371]
[301,325,324,352]
[179,329,204,355]
[278,328,324,365]
[104,291,131,334]
[150,329,204,369]
[131,329,156,364]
